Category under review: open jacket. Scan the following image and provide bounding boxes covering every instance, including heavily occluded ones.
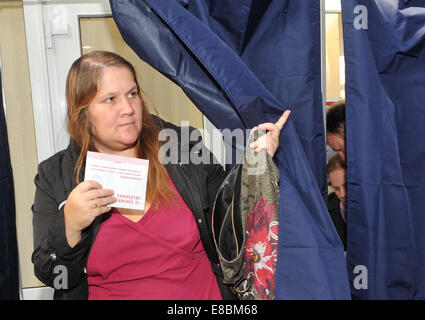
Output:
[31,117,236,300]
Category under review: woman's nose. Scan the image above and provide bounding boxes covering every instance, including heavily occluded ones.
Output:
[120,97,135,115]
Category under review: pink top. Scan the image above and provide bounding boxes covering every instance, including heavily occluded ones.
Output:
[86,181,222,300]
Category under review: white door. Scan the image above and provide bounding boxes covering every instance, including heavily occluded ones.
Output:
[24,0,224,165]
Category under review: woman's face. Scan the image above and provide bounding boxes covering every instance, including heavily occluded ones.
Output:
[88,66,142,155]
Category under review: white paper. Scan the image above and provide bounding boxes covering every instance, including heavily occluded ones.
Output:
[84,151,149,210]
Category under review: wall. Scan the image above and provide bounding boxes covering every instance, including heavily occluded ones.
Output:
[325,12,345,100]
[0,0,42,289]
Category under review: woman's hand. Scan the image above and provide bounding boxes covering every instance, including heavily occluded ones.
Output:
[250,110,291,157]
[64,180,116,247]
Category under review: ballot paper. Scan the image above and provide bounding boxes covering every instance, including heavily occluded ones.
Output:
[84,151,149,210]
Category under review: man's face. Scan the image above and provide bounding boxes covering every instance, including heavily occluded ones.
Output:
[329,168,347,206]
[327,132,346,161]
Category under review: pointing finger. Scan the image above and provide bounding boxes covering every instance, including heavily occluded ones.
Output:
[275,110,291,131]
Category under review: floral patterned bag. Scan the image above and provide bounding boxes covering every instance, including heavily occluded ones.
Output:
[212,131,280,300]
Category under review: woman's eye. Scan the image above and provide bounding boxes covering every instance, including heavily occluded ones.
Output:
[105,97,114,103]
[129,91,138,98]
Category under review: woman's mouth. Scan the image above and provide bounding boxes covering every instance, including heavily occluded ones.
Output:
[119,122,135,127]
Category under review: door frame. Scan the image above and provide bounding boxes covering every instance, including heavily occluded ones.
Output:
[23,0,112,163]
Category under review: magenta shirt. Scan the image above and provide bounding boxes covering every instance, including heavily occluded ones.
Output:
[86,181,222,300]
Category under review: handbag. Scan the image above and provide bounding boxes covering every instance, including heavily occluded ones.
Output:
[212,131,280,300]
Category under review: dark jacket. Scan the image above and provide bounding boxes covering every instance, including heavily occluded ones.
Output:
[327,192,347,251]
[31,117,236,300]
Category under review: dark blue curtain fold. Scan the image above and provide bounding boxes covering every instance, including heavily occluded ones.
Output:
[188,0,327,199]
[342,0,425,299]
[110,0,350,299]
[0,66,20,299]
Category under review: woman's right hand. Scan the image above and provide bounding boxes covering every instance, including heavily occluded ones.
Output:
[64,180,116,247]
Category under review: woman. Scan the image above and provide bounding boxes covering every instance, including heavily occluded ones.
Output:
[31,51,290,300]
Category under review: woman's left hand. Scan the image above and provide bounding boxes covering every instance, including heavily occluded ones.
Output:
[249,110,291,157]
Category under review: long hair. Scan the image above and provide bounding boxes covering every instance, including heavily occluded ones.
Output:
[66,50,175,207]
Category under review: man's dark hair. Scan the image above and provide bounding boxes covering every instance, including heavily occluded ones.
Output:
[326,100,345,134]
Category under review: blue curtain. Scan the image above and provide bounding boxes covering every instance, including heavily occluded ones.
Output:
[0,66,20,299]
[342,0,425,299]
[110,0,350,299]
[188,0,328,199]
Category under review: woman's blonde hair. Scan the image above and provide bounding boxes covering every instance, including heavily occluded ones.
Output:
[66,50,174,207]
